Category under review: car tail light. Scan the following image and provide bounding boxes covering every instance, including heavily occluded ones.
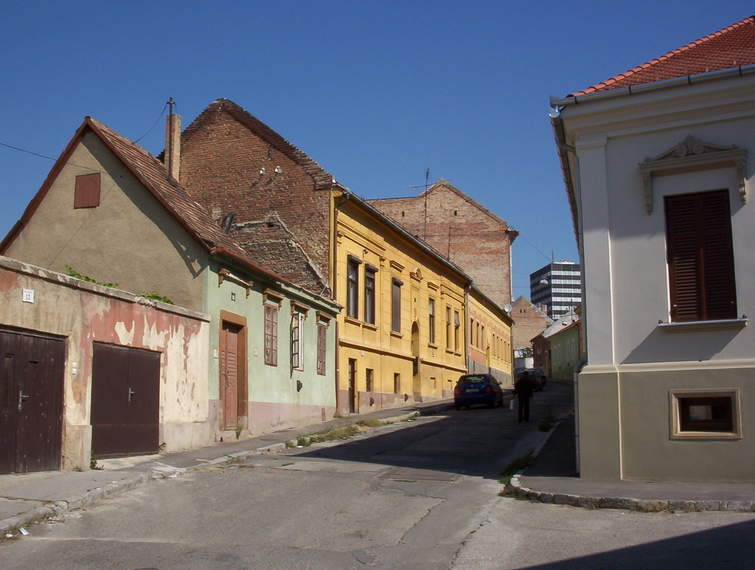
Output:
[454,386,461,396]
[483,385,494,395]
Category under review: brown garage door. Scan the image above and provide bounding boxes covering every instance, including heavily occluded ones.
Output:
[0,328,65,474]
[91,343,160,458]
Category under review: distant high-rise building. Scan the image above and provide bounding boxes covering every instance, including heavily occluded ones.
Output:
[529,261,582,319]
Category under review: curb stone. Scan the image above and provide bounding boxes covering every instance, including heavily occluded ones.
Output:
[508,428,755,514]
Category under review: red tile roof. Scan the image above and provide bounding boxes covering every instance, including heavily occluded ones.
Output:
[572,15,755,96]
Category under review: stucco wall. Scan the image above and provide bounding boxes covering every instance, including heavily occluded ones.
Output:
[468,289,513,388]
[204,264,338,437]
[0,256,210,470]
[565,74,755,482]
[4,131,207,311]
[335,201,468,413]
[549,324,580,381]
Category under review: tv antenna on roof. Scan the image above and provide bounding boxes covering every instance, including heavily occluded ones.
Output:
[406,168,432,240]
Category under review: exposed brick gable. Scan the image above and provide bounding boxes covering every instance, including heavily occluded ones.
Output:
[510,296,550,350]
[368,180,516,307]
[179,100,332,294]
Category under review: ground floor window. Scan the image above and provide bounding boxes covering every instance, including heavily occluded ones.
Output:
[670,389,741,439]
[366,368,374,392]
[393,373,401,394]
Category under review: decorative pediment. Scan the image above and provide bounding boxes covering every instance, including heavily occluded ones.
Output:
[639,136,747,214]
[410,267,423,282]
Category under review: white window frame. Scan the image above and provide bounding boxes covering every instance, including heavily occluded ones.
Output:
[291,310,305,371]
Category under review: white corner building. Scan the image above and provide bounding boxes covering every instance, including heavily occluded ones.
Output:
[552,16,755,481]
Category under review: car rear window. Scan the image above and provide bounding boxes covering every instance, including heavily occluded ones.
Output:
[460,375,487,384]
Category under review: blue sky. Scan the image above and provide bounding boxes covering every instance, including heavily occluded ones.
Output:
[1,1,750,299]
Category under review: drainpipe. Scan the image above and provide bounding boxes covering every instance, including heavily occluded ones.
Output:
[463,285,471,374]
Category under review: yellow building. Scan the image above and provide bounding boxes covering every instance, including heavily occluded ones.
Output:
[468,286,514,388]
[332,191,470,413]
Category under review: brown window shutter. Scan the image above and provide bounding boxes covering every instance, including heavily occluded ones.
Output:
[74,173,101,208]
[665,190,735,322]
[316,324,326,375]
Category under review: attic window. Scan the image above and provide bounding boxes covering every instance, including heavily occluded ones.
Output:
[454,210,458,216]
[401,211,405,217]
[74,173,101,209]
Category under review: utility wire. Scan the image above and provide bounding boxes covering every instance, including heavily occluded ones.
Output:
[133,101,168,144]
[516,233,552,262]
[0,140,96,172]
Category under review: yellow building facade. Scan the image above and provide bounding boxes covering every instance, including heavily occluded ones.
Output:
[467,286,514,388]
[332,192,470,414]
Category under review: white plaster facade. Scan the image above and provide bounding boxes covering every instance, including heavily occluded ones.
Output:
[554,70,755,481]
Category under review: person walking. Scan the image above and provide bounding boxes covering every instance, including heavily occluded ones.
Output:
[514,370,536,423]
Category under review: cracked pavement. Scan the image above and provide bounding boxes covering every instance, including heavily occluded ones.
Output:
[2,384,751,568]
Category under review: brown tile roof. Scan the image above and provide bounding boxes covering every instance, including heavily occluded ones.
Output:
[86,118,248,257]
[572,15,755,96]
[232,214,330,295]
[181,98,336,190]
[1,116,289,285]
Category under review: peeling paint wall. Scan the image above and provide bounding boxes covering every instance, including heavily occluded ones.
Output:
[0,256,210,470]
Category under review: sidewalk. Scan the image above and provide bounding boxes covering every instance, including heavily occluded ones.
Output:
[510,417,755,513]
[0,398,452,536]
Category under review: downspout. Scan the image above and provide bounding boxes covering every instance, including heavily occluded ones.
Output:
[330,187,341,414]
[463,285,471,374]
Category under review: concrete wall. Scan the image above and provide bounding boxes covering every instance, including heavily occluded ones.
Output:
[204,263,338,437]
[369,181,515,307]
[0,256,210,470]
[4,131,207,311]
[335,200,468,414]
[564,73,755,481]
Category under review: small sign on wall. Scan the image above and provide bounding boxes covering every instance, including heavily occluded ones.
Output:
[22,288,35,303]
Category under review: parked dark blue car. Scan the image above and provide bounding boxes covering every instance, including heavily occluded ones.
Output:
[454,374,504,409]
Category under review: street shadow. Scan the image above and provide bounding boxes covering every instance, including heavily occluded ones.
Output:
[295,385,575,481]
[525,416,577,477]
[521,518,755,569]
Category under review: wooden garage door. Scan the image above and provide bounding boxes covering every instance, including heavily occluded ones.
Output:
[0,328,65,474]
[91,343,160,458]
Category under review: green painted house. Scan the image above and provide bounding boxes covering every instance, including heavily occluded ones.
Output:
[1,113,340,445]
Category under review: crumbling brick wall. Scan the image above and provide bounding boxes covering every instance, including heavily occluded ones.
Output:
[369,182,515,307]
[179,100,331,293]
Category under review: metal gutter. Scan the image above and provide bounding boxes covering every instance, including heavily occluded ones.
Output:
[550,63,755,107]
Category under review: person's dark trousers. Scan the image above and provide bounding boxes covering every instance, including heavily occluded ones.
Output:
[518,396,530,422]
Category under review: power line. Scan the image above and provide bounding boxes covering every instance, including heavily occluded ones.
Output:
[133,101,169,144]
[0,140,96,172]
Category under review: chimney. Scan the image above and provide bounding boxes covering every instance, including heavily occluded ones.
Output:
[165,97,181,181]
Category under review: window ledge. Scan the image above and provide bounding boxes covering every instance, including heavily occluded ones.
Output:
[363,322,377,331]
[670,431,742,441]
[344,316,362,327]
[428,342,438,349]
[658,318,749,332]
[390,331,403,338]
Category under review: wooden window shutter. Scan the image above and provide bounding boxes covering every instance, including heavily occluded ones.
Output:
[74,173,101,208]
[665,190,735,322]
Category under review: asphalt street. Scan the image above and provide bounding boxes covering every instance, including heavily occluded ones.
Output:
[1,383,753,569]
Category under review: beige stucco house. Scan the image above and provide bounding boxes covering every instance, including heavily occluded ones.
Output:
[553,16,755,481]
